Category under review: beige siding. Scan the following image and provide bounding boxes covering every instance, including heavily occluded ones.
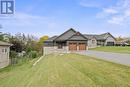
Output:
[0,46,10,68]
[105,36,115,45]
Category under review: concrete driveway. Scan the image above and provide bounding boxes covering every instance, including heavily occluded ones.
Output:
[78,50,130,66]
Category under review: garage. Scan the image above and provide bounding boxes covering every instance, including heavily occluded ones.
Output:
[107,42,114,46]
[69,43,77,51]
[79,43,86,50]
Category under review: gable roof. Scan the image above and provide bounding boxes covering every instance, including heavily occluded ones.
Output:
[68,32,88,41]
[100,32,116,40]
[44,28,115,42]
[45,36,58,42]
[84,32,115,40]
[83,34,97,40]
[54,28,77,41]
[0,41,11,46]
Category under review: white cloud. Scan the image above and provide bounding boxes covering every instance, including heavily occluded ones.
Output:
[78,0,103,8]
[78,0,112,8]
[79,2,100,8]
[124,9,130,16]
[108,16,124,25]
[97,0,130,25]
[103,8,118,14]
[0,12,62,37]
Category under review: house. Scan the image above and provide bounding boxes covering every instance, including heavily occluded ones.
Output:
[0,41,11,68]
[44,28,116,54]
[84,33,116,46]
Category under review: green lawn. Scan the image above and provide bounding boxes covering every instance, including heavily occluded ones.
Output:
[0,54,130,87]
[90,46,130,54]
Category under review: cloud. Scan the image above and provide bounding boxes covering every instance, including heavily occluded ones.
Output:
[78,0,111,8]
[78,0,104,8]
[97,0,130,25]
[103,8,118,14]
[79,2,101,8]
[108,16,124,25]
[0,12,62,37]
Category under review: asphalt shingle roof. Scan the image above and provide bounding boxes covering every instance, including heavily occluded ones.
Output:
[45,36,58,42]
[84,33,113,40]
[68,32,87,41]
[55,29,76,41]
[45,29,115,42]
[0,41,11,46]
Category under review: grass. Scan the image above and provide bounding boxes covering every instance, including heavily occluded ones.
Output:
[0,53,130,87]
[89,46,130,54]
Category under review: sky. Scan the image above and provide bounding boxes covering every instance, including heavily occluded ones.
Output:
[0,0,130,37]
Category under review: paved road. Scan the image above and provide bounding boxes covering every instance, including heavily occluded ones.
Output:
[77,51,130,66]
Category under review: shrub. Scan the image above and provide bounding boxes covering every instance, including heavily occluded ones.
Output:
[29,51,38,58]
[10,51,17,59]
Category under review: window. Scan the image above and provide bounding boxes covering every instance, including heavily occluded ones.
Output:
[44,42,53,46]
[92,40,95,44]
[2,49,7,53]
[5,49,7,53]
[2,49,4,52]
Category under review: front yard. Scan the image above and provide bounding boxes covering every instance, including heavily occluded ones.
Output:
[89,46,130,54]
[0,53,130,87]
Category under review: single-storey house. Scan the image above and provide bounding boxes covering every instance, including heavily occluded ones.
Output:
[0,41,11,68]
[84,32,116,46]
[44,28,116,54]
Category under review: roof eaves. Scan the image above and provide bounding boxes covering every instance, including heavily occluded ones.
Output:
[54,28,77,41]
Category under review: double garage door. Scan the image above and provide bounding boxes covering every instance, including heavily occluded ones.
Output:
[69,43,86,51]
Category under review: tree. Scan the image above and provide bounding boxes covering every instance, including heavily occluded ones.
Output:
[38,36,49,44]
[37,36,49,55]
[127,40,130,44]
[10,37,24,53]
[0,25,3,41]
[116,36,124,41]
[0,32,4,41]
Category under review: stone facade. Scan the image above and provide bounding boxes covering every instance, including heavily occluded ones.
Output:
[43,45,88,55]
[43,46,69,55]
[44,41,88,55]
[43,29,116,55]
[88,39,97,48]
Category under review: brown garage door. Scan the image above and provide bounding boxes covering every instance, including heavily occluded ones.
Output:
[69,43,77,51]
[79,43,86,50]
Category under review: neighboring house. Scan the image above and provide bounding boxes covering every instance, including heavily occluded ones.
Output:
[83,35,97,48]
[44,28,116,54]
[84,33,116,46]
[0,41,11,68]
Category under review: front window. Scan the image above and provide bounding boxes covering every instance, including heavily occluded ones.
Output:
[5,49,7,53]
[92,40,95,44]
[2,49,7,53]
[2,49,4,52]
